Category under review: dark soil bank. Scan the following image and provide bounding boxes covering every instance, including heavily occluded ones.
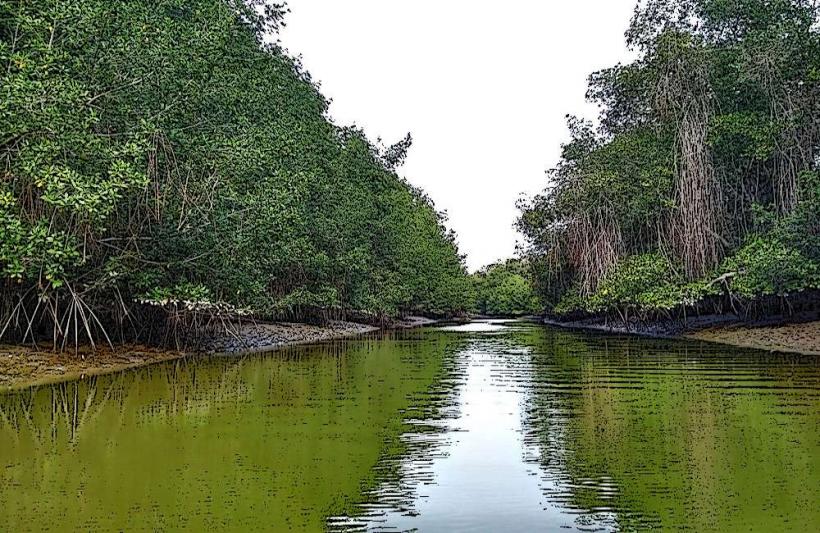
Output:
[205,321,379,354]
[545,312,820,356]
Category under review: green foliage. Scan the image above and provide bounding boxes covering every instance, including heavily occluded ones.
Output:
[709,112,780,161]
[772,171,820,261]
[0,1,149,290]
[555,254,720,315]
[724,238,819,298]
[553,286,588,316]
[0,0,470,345]
[592,254,681,310]
[721,171,820,298]
[471,260,542,317]
[519,0,820,318]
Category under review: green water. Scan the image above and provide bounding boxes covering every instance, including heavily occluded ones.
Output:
[1,321,818,531]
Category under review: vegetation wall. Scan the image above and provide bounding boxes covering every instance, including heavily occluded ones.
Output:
[0,0,471,347]
[518,0,819,321]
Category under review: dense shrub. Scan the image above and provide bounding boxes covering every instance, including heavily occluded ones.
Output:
[724,238,819,298]
[554,254,719,315]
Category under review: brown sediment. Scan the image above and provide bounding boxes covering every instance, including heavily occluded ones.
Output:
[0,321,377,391]
[0,345,187,392]
[686,321,820,356]
[0,319,437,391]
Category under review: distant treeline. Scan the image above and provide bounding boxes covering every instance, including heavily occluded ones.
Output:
[470,260,541,317]
[518,0,819,321]
[0,0,471,348]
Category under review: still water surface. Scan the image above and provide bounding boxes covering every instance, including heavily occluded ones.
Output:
[1,320,818,531]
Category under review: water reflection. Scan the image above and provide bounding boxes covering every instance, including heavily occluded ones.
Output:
[330,332,556,531]
[521,326,820,531]
[331,322,820,531]
[1,322,818,531]
[0,333,467,531]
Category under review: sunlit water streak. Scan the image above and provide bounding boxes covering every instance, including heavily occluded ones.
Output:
[329,321,567,531]
[1,321,818,531]
[330,321,820,532]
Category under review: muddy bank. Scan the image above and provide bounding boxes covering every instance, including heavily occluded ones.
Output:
[543,314,718,338]
[544,312,820,356]
[687,321,820,356]
[0,317,444,391]
[205,320,379,354]
[0,345,187,391]
[205,316,445,354]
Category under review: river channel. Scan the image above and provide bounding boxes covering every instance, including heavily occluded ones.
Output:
[1,320,818,531]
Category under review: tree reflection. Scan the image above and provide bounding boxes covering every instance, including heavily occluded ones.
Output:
[521,328,820,531]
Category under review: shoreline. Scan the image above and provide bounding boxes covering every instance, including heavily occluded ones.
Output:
[0,345,189,393]
[685,321,820,356]
[0,317,438,393]
[204,320,380,355]
[543,312,820,356]
[4,312,816,392]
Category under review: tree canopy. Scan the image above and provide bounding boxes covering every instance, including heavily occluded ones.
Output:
[518,0,820,319]
[0,0,471,347]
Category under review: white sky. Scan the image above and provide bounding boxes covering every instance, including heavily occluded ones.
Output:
[279,1,636,272]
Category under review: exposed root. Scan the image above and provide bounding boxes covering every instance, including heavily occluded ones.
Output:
[568,207,623,296]
[654,34,725,279]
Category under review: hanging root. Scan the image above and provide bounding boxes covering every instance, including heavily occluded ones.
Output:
[744,45,813,216]
[0,283,115,354]
[772,97,810,215]
[56,283,114,355]
[670,108,725,278]
[137,298,247,352]
[0,279,249,353]
[567,206,623,296]
[655,35,725,279]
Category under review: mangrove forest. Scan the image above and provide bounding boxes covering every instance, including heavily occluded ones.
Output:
[518,0,820,322]
[1,1,819,531]
[0,0,472,348]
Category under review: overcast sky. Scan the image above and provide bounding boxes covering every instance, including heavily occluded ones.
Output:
[279,1,637,272]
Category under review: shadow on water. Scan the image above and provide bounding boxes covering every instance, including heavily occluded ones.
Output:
[1,322,819,531]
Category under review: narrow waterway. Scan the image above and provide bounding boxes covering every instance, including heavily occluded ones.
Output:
[1,321,818,531]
